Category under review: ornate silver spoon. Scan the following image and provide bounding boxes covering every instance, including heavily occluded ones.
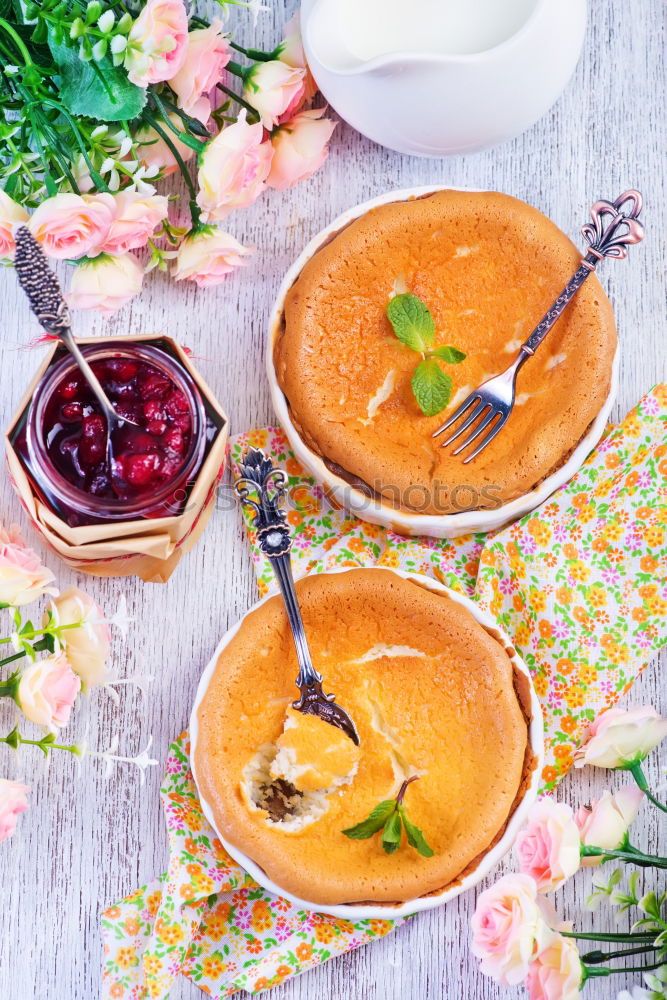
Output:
[234,448,360,746]
[12,226,139,468]
[432,190,645,461]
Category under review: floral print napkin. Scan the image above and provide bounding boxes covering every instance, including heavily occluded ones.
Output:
[102,385,667,1000]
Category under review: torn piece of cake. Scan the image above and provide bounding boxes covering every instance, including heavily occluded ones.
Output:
[270,707,361,793]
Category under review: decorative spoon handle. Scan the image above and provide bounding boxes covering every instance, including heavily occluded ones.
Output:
[234,449,359,745]
[12,226,126,429]
[519,189,644,358]
[234,448,321,688]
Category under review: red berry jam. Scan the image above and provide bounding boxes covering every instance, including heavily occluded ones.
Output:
[21,342,209,525]
[43,358,193,501]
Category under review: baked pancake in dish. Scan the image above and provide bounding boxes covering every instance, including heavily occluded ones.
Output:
[273,190,617,516]
[193,569,534,906]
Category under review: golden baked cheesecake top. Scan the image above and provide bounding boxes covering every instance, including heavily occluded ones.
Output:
[194,569,531,905]
[274,190,617,515]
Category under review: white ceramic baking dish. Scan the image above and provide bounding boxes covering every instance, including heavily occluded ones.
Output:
[190,567,544,920]
[266,185,619,538]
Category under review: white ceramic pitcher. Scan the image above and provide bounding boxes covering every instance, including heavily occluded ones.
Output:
[300,0,587,157]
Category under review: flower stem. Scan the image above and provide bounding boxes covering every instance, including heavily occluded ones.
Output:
[139,110,200,226]
[0,676,18,699]
[151,91,207,151]
[581,844,667,868]
[581,945,658,964]
[630,761,667,813]
[226,59,249,81]
[562,931,656,943]
[0,651,26,668]
[0,727,80,756]
[230,41,280,62]
[585,961,666,979]
[216,83,260,122]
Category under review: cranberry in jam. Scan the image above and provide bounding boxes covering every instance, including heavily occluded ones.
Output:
[23,343,208,525]
[44,358,193,500]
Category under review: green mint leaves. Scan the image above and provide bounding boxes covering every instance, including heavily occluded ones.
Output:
[411,359,452,417]
[386,294,435,352]
[385,293,465,417]
[341,776,434,858]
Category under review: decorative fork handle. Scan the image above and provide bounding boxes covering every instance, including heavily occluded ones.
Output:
[518,190,644,359]
[234,448,321,689]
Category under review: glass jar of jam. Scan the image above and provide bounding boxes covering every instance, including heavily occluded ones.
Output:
[21,342,209,526]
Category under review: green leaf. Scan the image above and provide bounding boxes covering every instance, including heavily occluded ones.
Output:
[411,359,452,416]
[398,805,435,858]
[386,293,435,352]
[48,30,146,122]
[342,800,395,840]
[381,810,403,855]
[431,345,466,364]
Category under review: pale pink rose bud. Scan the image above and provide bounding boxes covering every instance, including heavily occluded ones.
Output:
[28,193,115,260]
[125,0,188,87]
[169,21,230,116]
[16,652,81,733]
[471,874,556,985]
[68,253,144,315]
[98,192,168,256]
[267,108,336,190]
[278,12,318,101]
[515,798,581,892]
[173,228,254,287]
[574,705,667,769]
[574,785,643,862]
[196,111,273,222]
[135,111,206,176]
[244,60,306,128]
[0,190,29,259]
[0,779,29,843]
[525,934,583,1000]
[50,587,111,689]
[0,524,57,607]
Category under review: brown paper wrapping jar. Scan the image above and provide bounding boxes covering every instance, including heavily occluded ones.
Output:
[4,333,228,583]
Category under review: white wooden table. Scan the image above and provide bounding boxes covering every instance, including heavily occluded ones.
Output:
[0,1,665,997]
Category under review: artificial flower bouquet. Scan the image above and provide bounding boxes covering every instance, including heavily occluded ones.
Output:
[0,522,154,841]
[472,706,667,999]
[0,0,335,312]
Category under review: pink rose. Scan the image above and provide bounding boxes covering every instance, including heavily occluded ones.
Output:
[0,524,57,607]
[278,12,317,101]
[28,193,115,260]
[471,874,555,985]
[0,190,29,259]
[244,60,306,128]
[99,192,168,255]
[574,785,643,861]
[526,934,583,1000]
[169,21,230,116]
[0,779,29,843]
[574,705,667,769]
[196,111,273,222]
[68,253,144,315]
[267,108,336,190]
[50,587,111,689]
[173,228,254,287]
[16,652,80,732]
[125,0,188,87]
[515,798,581,892]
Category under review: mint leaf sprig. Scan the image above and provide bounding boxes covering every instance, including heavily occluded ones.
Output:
[386,293,466,417]
[341,775,434,858]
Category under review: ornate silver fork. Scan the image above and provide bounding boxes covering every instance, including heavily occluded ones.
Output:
[432,190,645,463]
[234,448,360,746]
